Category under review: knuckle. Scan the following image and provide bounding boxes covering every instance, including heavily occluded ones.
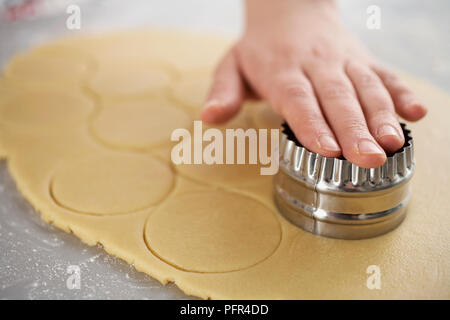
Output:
[366,92,393,110]
[386,78,402,89]
[358,73,381,89]
[370,109,395,123]
[394,84,412,97]
[310,42,331,60]
[272,43,301,60]
[320,79,354,100]
[341,118,368,134]
[381,71,401,87]
[301,113,325,127]
[347,62,380,89]
[283,83,311,98]
[272,76,313,104]
[289,114,328,138]
[278,100,317,120]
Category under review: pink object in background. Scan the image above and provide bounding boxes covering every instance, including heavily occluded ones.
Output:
[1,0,87,22]
[2,0,39,21]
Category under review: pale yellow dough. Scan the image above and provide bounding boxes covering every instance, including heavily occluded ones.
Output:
[0,88,94,130]
[0,30,448,299]
[4,45,95,86]
[51,153,174,215]
[88,61,172,97]
[145,190,281,273]
[91,97,192,149]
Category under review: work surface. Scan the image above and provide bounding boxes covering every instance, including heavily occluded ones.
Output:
[1,0,449,299]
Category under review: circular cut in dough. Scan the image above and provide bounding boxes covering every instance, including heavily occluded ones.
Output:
[145,191,281,272]
[175,121,272,189]
[88,60,172,97]
[5,45,93,85]
[0,89,94,129]
[176,162,267,189]
[51,153,174,215]
[134,31,233,72]
[91,98,192,149]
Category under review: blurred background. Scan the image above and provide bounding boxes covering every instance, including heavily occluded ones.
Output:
[0,0,449,299]
[1,0,449,91]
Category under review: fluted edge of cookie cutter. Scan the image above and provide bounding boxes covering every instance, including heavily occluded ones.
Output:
[274,122,414,240]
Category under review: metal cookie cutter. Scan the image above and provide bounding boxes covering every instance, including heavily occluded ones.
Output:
[274,123,414,240]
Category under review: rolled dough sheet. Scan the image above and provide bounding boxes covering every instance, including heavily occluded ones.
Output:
[0,30,448,299]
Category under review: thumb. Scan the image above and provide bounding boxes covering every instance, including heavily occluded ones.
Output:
[201,49,246,124]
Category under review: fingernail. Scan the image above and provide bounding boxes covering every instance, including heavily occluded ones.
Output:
[318,135,340,152]
[377,124,399,139]
[203,99,222,110]
[358,140,384,155]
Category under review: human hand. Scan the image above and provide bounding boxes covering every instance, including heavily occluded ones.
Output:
[201,0,427,168]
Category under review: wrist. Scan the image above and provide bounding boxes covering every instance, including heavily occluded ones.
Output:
[245,0,339,31]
